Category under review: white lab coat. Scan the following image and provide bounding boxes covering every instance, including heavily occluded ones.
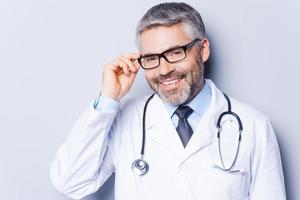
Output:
[50,80,286,200]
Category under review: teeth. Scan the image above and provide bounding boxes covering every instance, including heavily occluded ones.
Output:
[162,79,178,85]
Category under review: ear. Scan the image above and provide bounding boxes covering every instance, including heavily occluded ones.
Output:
[200,38,210,63]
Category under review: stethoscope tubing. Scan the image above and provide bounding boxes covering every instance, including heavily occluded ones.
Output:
[141,94,155,156]
[132,92,243,176]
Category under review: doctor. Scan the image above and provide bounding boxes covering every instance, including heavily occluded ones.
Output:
[50,2,286,200]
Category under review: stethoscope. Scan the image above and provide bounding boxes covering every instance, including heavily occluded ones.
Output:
[131,92,243,176]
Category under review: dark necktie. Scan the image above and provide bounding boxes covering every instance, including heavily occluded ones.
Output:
[175,105,194,147]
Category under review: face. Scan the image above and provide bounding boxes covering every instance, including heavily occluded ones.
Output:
[139,23,210,105]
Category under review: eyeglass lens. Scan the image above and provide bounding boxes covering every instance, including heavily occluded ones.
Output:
[141,47,186,69]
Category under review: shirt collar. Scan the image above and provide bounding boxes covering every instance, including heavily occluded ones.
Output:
[162,80,212,118]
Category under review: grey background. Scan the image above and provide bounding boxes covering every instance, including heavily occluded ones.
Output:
[0,0,299,200]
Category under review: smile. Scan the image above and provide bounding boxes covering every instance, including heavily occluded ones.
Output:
[160,78,180,86]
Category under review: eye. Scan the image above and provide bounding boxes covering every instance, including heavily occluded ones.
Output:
[144,56,158,63]
[167,48,184,57]
[172,49,184,55]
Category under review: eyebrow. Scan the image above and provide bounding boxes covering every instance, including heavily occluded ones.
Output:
[141,44,185,57]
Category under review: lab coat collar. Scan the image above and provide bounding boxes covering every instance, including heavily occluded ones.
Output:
[146,80,228,163]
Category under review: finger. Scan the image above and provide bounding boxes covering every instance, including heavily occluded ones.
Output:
[128,69,138,81]
[132,59,141,70]
[112,59,130,75]
[119,56,138,73]
[122,53,140,62]
[122,53,142,71]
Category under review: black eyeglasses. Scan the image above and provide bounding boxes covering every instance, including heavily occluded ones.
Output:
[138,38,201,70]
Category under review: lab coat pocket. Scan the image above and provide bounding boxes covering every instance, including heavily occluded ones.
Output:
[211,164,248,200]
[209,118,250,171]
[201,137,251,199]
[211,164,246,175]
[182,164,248,200]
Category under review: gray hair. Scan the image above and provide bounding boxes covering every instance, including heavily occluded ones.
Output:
[136,2,206,49]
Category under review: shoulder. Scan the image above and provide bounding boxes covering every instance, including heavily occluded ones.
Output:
[120,95,151,108]
[118,94,153,117]
[228,96,275,142]
[208,79,269,123]
[229,96,269,123]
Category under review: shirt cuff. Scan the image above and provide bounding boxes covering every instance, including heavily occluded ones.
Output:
[93,95,120,112]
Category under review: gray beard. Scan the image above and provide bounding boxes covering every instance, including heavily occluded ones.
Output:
[147,57,204,106]
[153,81,191,106]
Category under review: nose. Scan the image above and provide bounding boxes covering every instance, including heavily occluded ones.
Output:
[158,57,175,75]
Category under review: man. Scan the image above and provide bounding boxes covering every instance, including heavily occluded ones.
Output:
[50,2,286,200]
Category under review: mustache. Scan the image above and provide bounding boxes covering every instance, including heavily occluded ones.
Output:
[153,71,187,83]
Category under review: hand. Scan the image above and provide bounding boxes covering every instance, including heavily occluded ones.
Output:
[102,53,141,101]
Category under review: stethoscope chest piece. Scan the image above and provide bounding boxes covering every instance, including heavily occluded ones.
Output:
[132,159,149,176]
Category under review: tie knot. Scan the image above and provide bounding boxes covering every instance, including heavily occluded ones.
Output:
[175,105,193,119]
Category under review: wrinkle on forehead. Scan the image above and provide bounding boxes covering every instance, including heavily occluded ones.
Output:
[139,23,192,55]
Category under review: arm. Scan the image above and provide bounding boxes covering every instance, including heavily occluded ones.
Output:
[50,99,119,199]
[249,116,286,200]
[50,53,141,199]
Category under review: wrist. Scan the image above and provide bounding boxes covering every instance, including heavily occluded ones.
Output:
[94,94,120,112]
[102,89,121,101]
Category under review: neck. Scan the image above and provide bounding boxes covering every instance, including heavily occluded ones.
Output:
[183,79,205,105]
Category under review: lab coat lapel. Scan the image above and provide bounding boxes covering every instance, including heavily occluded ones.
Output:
[144,81,228,163]
[183,80,228,161]
[146,95,185,161]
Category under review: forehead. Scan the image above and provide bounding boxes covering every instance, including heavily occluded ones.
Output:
[139,23,192,54]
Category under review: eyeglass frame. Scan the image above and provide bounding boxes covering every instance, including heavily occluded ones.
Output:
[137,38,201,70]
